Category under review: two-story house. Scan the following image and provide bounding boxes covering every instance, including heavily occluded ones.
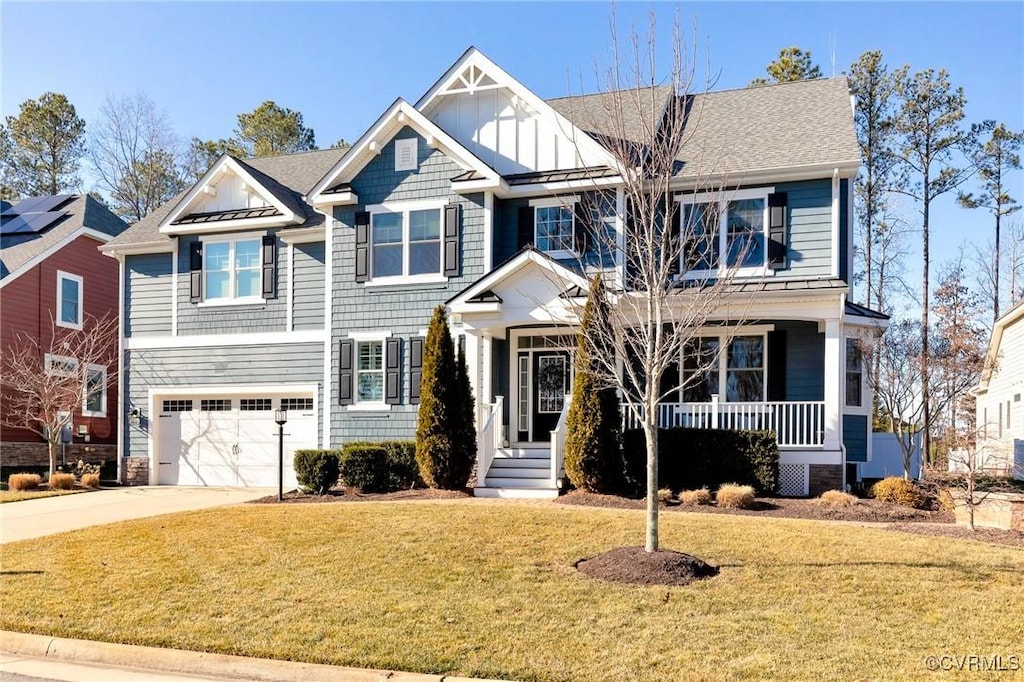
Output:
[1,194,129,471]
[970,301,1024,479]
[102,47,883,496]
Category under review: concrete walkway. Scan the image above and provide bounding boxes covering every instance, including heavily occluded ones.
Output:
[0,486,272,544]
[0,632,501,682]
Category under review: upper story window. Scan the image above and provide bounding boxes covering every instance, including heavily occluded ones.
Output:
[678,188,771,276]
[82,364,107,417]
[535,205,574,256]
[367,202,444,283]
[203,237,262,302]
[845,339,863,408]
[56,271,83,330]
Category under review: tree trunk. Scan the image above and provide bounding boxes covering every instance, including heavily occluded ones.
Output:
[643,416,659,553]
[994,210,1001,323]
[47,438,57,478]
[921,181,931,468]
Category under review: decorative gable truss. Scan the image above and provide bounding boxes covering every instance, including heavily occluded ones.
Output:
[416,48,620,178]
[159,156,304,236]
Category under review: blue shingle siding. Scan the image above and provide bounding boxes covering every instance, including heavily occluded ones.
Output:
[776,179,833,279]
[175,233,288,335]
[329,128,486,445]
[125,253,173,337]
[292,241,325,330]
[843,413,868,462]
[123,343,324,458]
[776,320,825,401]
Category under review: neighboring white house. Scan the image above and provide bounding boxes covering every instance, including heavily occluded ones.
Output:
[969,301,1024,479]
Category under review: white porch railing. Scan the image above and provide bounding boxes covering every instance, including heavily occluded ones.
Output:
[549,393,573,485]
[477,396,504,483]
[622,397,826,447]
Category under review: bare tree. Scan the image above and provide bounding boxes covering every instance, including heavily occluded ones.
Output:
[557,15,759,553]
[1,315,119,477]
[945,431,1021,531]
[90,92,186,222]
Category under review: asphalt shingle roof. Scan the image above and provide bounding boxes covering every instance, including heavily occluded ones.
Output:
[1,195,128,279]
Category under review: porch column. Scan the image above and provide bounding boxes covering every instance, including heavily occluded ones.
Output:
[823,318,843,452]
[481,332,493,405]
[463,330,482,428]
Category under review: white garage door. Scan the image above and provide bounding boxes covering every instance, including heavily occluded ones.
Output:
[155,395,318,488]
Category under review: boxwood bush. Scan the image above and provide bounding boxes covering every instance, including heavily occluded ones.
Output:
[293,449,340,494]
[341,441,419,493]
[622,427,779,495]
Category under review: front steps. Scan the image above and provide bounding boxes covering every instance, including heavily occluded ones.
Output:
[474,447,559,499]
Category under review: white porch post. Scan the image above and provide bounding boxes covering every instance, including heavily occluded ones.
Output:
[481,332,493,406]
[464,330,482,429]
[823,318,843,452]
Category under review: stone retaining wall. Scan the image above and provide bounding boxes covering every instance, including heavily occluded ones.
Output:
[1,441,116,468]
[122,457,150,486]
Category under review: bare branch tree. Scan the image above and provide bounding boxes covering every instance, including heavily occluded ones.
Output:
[1,314,119,477]
[944,430,1022,531]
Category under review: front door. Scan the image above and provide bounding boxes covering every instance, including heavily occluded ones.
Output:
[530,351,571,442]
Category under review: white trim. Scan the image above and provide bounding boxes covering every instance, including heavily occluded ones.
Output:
[533,200,578,259]
[447,249,589,309]
[483,191,493,271]
[500,176,622,198]
[365,200,448,284]
[831,168,840,278]
[152,383,319,398]
[159,156,299,235]
[286,242,294,332]
[363,274,449,288]
[528,195,580,208]
[346,403,393,413]
[322,211,333,449]
[55,270,84,330]
[171,238,178,337]
[676,187,774,204]
[278,226,326,245]
[676,187,773,279]
[668,160,861,193]
[99,239,172,258]
[1,228,113,288]
[309,100,501,203]
[125,330,326,350]
[346,331,392,410]
[347,330,393,341]
[81,363,108,418]
[196,232,266,305]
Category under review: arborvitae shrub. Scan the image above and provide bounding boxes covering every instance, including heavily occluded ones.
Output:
[293,449,340,494]
[415,306,474,489]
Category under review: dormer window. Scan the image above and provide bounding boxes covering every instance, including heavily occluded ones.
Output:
[200,235,263,303]
[395,138,417,172]
[529,197,577,259]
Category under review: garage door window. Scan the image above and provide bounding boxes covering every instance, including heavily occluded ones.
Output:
[201,399,232,411]
[240,398,272,411]
[281,398,313,411]
[162,400,193,412]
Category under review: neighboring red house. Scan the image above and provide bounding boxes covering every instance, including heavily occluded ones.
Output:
[1,195,128,472]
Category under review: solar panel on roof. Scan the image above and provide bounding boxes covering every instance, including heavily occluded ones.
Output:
[26,195,75,214]
[0,215,31,235]
[2,196,45,216]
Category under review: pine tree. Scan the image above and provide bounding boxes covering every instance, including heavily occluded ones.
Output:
[2,92,86,197]
[415,306,474,489]
[750,47,823,86]
[564,274,622,492]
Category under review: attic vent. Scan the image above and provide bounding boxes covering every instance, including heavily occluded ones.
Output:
[395,138,417,172]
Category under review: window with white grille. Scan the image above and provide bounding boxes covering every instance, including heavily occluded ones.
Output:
[200,399,232,412]
[240,398,272,411]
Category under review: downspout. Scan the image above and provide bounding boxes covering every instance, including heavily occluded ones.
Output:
[839,291,848,491]
[116,253,125,482]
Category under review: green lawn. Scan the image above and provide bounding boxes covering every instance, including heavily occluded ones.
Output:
[1,502,1021,681]
[0,488,83,504]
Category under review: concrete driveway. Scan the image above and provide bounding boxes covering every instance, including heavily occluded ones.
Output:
[0,486,272,544]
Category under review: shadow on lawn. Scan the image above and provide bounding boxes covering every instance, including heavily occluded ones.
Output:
[0,570,44,576]
[756,560,1021,576]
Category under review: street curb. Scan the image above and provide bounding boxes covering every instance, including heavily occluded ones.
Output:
[0,631,509,682]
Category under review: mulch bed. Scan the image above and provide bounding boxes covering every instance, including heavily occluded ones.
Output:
[248,487,471,504]
[576,546,719,586]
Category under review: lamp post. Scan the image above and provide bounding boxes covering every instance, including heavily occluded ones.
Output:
[274,409,288,502]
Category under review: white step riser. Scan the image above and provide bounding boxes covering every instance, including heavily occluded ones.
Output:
[474,487,560,499]
[484,477,556,489]
[494,452,550,460]
[488,458,550,469]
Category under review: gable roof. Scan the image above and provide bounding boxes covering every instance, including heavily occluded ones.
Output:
[308,99,501,204]
[552,78,860,181]
[1,195,128,282]
[103,147,347,251]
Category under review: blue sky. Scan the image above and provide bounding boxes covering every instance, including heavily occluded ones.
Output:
[3,2,1022,309]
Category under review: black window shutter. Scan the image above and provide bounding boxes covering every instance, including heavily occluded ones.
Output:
[385,337,402,405]
[261,235,277,299]
[517,206,534,250]
[573,200,589,256]
[767,330,787,401]
[354,211,370,282]
[767,192,788,270]
[443,203,460,277]
[188,241,203,303]
[338,340,354,405]
[409,336,424,405]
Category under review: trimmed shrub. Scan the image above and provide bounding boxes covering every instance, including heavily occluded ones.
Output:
[340,446,389,493]
[622,427,779,495]
[870,476,927,509]
[293,449,340,495]
[717,483,755,509]
[679,487,712,506]
[416,306,475,489]
[658,488,674,504]
[343,441,419,492]
[816,490,858,507]
[8,473,41,491]
[564,274,622,493]
[937,488,956,512]
[81,473,101,489]
[48,473,76,490]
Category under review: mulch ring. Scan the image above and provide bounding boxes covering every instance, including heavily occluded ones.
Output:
[248,487,471,504]
[576,546,719,586]
[556,490,952,524]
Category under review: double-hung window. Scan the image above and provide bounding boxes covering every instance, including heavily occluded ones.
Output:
[677,188,770,276]
[369,202,444,282]
[530,196,576,258]
[56,271,83,330]
[203,236,262,302]
[682,337,721,402]
[82,364,107,417]
[726,336,765,402]
[845,339,863,407]
[356,340,385,404]
[676,334,765,402]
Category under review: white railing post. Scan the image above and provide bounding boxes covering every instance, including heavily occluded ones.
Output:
[477,396,503,486]
[711,394,720,430]
[550,393,572,487]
